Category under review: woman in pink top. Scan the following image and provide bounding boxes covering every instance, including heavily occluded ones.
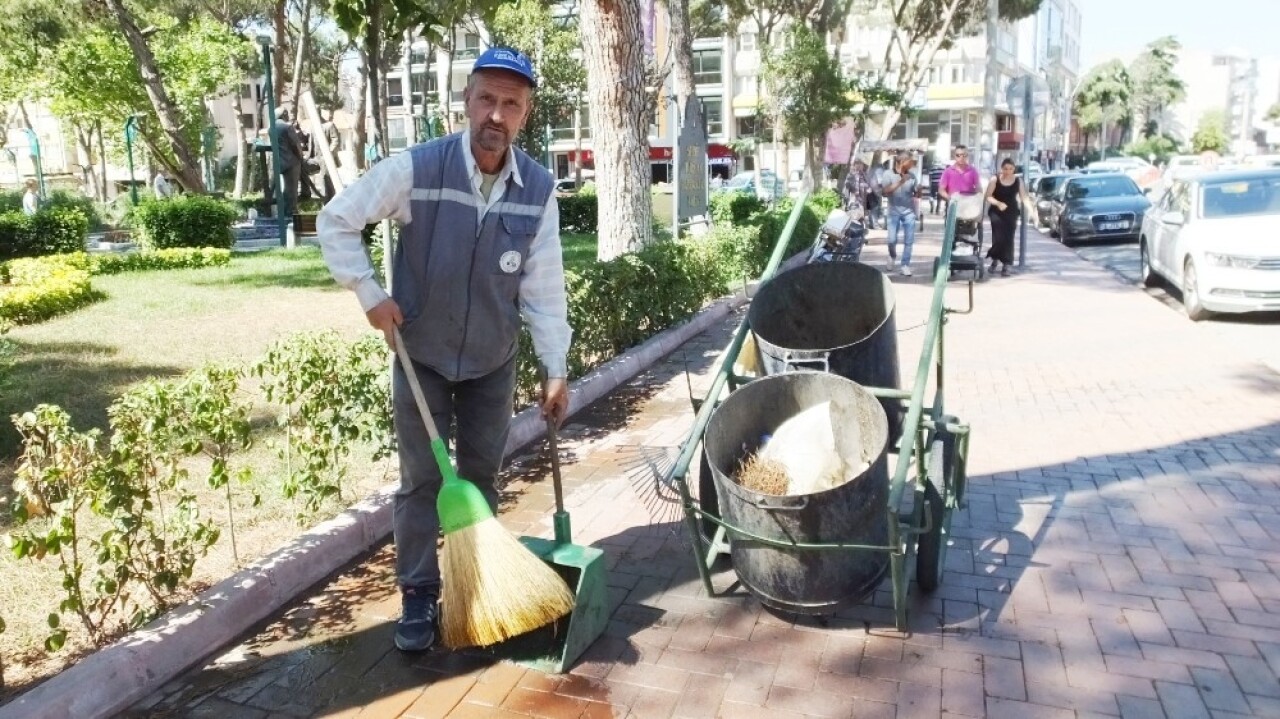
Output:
[939,146,981,200]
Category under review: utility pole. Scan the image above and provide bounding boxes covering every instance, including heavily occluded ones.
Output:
[981,0,1000,177]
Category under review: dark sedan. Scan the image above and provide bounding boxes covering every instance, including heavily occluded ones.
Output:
[1033,172,1077,229]
[1049,173,1150,245]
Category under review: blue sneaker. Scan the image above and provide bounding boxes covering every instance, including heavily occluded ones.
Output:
[394,589,438,652]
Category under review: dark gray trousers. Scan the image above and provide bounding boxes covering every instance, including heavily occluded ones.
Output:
[392,353,516,594]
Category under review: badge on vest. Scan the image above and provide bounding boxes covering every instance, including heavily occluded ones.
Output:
[499,250,522,274]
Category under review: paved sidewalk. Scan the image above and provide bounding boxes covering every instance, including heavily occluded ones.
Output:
[131,222,1280,719]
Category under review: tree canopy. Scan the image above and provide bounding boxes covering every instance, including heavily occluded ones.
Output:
[1191,109,1229,154]
[1074,59,1132,149]
[1128,36,1185,138]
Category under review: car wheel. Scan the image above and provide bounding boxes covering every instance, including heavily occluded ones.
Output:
[1139,239,1159,287]
[1058,220,1072,246]
[1183,259,1211,321]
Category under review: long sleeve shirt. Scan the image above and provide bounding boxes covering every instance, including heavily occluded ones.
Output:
[316,131,572,378]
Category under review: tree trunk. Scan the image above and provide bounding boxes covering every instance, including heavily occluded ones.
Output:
[437,44,452,134]
[232,84,249,197]
[876,0,964,141]
[354,48,369,171]
[660,0,696,105]
[363,5,386,158]
[273,0,287,109]
[75,126,103,201]
[96,121,109,202]
[581,0,653,261]
[101,0,205,192]
[288,0,314,114]
[403,27,415,142]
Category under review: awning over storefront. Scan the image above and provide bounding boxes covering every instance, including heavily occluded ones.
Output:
[567,144,734,167]
[997,131,1023,150]
[647,144,734,161]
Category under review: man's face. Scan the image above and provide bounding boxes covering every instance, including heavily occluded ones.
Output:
[953,149,969,168]
[464,71,534,154]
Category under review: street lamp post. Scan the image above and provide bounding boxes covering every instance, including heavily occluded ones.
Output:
[259,34,287,248]
[124,114,143,204]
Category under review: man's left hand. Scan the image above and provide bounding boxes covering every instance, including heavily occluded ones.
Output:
[541,377,569,427]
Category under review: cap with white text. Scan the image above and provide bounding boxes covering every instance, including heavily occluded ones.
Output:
[471,47,537,88]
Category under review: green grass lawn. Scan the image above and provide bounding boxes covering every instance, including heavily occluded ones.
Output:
[0,248,370,459]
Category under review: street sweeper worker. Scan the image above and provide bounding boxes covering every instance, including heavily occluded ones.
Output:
[316,46,571,653]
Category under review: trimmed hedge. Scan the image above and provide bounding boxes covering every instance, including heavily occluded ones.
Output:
[0,248,232,326]
[0,255,99,325]
[131,196,238,250]
[709,192,765,226]
[511,194,827,404]
[0,208,90,261]
[92,248,232,275]
[559,194,598,234]
[0,190,102,230]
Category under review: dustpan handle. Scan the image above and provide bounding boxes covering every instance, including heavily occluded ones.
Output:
[392,327,454,477]
[545,419,566,514]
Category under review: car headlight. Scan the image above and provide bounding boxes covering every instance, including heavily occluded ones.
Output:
[1203,253,1261,269]
[1067,213,1091,223]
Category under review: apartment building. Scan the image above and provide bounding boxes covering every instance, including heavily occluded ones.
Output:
[378,0,1081,179]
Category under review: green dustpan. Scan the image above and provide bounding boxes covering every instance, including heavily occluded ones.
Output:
[507,420,610,673]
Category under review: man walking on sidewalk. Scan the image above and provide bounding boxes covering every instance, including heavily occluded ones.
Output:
[882,152,921,276]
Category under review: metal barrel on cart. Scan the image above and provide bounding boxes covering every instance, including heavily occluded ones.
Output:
[746,261,902,441]
[703,372,890,614]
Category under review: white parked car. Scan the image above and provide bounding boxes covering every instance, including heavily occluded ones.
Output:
[1138,168,1280,320]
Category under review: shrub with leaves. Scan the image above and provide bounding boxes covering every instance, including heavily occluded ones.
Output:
[709,192,765,226]
[91,247,232,275]
[0,257,99,326]
[0,207,90,261]
[254,331,393,516]
[0,190,102,230]
[130,195,238,250]
[558,194,598,234]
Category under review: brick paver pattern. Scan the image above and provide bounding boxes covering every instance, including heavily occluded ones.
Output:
[130,224,1280,718]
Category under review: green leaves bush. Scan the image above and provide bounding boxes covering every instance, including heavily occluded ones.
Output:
[709,192,765,226]
[559,194,598,233]
[91,247,231,275]
[130,195,238,250]
[0,190,102,230]
[8,330,391,652]
[254,331,393,515]
[512,195,824,404]
[0,207,90,261]
[0,249,232,326]
[0,257,99,326]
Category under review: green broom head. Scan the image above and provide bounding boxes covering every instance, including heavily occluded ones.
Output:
[433,438,494,534]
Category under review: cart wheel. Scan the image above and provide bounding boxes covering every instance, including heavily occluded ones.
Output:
[916,480,945,592]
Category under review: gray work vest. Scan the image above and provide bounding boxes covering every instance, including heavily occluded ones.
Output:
[393,133,553,382]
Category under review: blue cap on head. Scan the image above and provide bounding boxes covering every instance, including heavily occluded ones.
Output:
[472,46,537,88]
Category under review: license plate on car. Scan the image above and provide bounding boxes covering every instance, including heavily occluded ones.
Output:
[1099,221,1129,231]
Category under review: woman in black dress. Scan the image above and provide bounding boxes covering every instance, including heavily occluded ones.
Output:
[983,158,1032,276]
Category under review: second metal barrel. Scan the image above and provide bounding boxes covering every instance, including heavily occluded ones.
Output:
[747,262,902,441]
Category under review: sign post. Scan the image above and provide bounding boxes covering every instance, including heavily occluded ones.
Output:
[675,97,708,235]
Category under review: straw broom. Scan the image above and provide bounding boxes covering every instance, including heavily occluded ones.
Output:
[392,329,575,648]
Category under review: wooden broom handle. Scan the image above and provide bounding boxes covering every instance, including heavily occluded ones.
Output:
[391,327,444,445]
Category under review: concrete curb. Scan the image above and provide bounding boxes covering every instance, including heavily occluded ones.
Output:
[0,255,801,719]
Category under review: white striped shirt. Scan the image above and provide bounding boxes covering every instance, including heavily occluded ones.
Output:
[317,131,572,378]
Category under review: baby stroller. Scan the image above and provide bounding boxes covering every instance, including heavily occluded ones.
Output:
[808,201,868,264]
[946,192,985,280]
